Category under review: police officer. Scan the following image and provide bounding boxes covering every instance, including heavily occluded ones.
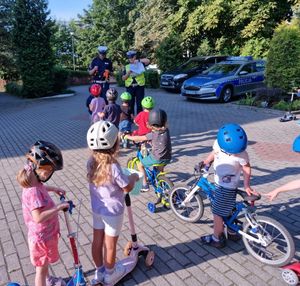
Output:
[88,46,113,103]
[122,50,150,115]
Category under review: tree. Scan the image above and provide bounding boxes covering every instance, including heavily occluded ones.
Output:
[12,0,54,97]
[0,0,18,80]
[266,20,300,91]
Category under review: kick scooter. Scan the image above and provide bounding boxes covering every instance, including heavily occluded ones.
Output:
[92,193,155,286]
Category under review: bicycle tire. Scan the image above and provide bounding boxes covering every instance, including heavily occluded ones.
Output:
[156,175,174,208]
[242,215,295,267]
[127,157,139,171]
[169,185,204,223]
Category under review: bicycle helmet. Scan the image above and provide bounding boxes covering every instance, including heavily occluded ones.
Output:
[87,120,119,150]
[217,123,247,154]
[148,109,167,127]
[142,96,155,109]
[26,140,63,170]
[293,135,300,152]
[120,92,132,102]
[89,84,102,97]
[106,88,118,101]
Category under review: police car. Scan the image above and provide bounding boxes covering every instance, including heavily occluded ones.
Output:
[181,56,266,102]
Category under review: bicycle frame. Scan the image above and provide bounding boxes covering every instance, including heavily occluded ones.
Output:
[182,172,267,245]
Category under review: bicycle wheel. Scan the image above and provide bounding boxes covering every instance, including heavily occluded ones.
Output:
[156,176,174,208]
[127,157,139,171]
[242,215,295,267]
[169,185,204,223]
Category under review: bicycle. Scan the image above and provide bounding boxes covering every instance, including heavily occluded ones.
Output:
[127,143,173,213]
[169,167,295,267]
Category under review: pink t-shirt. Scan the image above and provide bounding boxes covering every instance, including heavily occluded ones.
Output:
[90,97,106,123]
[22,183,59,243]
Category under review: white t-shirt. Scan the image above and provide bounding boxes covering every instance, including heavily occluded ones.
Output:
[213,140,249,190]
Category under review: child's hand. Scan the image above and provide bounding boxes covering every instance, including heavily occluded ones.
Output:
[57,202,70,212]
[54,188,66,196]
[263,190,279,201]
[245,187,259,196]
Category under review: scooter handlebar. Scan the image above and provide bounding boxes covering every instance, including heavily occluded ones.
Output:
[60,195,75,214]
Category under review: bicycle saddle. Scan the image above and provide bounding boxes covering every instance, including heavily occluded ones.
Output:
[237,189,261,202]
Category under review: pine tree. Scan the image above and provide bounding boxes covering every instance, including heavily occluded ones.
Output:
[12,0,54,97]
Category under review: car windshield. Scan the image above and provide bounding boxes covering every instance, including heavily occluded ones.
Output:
[203,63,240,76]
[179,59,204,72]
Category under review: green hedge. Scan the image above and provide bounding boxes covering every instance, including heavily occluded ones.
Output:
[115,69,160,89]
[52,67,70,93]
[5,82,23,97]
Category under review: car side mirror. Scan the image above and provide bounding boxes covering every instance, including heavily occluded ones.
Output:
[239,71,249,75]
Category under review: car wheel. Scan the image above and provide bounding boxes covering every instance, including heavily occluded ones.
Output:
[220,86,233,103]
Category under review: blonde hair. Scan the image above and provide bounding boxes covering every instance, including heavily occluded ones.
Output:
[87,140,119,186]
[16,167,35,188]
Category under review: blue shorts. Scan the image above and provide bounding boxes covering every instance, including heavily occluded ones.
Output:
[211,185,237,217]
[119,120,132,132]
[140,153,170,168]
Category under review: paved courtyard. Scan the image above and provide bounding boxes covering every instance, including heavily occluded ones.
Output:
[0,86,300,286]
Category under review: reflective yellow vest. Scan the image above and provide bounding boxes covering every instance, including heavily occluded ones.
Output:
[125,64,145,87]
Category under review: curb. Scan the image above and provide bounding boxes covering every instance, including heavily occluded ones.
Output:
[230,103,285,116]
[34,93,76,100]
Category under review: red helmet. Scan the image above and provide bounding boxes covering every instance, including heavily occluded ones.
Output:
[89,84,102,97]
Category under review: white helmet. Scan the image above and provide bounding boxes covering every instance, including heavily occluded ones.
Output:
[87,121,118,150]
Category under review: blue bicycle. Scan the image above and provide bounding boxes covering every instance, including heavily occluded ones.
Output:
[127,143,173,213]
[169,168,295,267]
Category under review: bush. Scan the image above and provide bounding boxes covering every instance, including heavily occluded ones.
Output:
[5,82,23,97]
[155,32,184,72]
[266,20,300,91]
[145,69,160,88]
[272,99,300,111]
[52,67,70,93]
[67,69,89,78]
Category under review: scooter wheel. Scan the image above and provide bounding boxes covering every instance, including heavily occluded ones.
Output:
[147,202,156,213]
[124,241,132,256]
[282,269,299,286]
[145,250,155,267]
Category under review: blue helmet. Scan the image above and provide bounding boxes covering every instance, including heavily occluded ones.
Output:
[293,135,300,152]
[217,123,248,154]
[126,50,137,58]
[7,283,21,286]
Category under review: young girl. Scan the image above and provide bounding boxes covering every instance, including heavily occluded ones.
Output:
[125,108,172,192]
[17,140,69,286]
[86,120,139,285]
[89,83,106,124]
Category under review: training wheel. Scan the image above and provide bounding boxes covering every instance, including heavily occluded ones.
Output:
[123,241,132,256]
[147,202,156,213]
[145,250,155,267]
[282,269,299,286]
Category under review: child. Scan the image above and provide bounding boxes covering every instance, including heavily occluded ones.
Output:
[200,123,258,248]
[132,96,155,136]
[119,92,134,148]
[100,88,122,127]
[86,120,139,285]
[125,108,172,192]
[265,135,300,201]
[89,84,106,123]
[17,140,70,286]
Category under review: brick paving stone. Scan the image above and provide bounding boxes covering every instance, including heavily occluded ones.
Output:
[1,87,300,285]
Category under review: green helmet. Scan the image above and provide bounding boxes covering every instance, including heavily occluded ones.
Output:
[120,92,132,101]
[142,96,155,109]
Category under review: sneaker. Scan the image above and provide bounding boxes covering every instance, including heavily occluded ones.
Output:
[104,264,126,285]
[46,276,66,286]
[91,268,105,285]
[201,234,226,248]
[227,229,241,242]
[140,184,150,193]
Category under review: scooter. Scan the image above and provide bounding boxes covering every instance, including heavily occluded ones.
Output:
[279,90,300,122]
[61,197,87,286]
[92,193,155,286]
[282,262,300,286]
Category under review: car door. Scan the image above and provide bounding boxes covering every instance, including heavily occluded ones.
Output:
[236,63,254,94]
